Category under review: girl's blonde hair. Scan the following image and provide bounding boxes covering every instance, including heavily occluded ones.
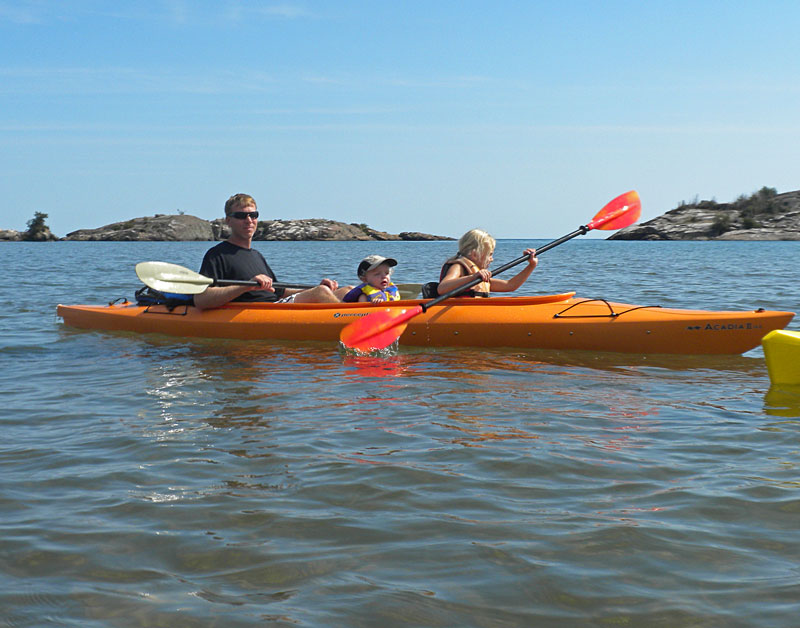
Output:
[454,229,495,264]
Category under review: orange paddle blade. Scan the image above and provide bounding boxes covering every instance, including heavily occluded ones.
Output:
[587,190,641,231]
[339,305,422,352]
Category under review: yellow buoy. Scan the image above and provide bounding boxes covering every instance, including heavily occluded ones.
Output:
[762,330,800,386]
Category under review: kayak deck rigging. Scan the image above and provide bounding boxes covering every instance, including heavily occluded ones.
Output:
[552,298,662,319]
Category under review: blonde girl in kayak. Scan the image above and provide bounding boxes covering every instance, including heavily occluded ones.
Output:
[437,229,538,297]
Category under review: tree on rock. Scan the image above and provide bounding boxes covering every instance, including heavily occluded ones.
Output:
[23,211,56,241]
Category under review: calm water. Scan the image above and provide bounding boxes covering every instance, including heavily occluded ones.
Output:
[2,240,800,627]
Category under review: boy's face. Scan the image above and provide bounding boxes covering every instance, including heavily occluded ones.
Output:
[362,263,393,290]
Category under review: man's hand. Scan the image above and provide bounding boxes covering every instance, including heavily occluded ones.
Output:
[251,274,274,291]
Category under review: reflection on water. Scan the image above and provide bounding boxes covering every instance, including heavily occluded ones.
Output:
[341,353,409,379]
[130,337,769,453]
[764,385,800,417]
[124,338,688,471]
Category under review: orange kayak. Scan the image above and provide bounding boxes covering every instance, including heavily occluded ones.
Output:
[57,292,794,355]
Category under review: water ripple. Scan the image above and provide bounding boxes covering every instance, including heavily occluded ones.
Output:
[2,241,799,626]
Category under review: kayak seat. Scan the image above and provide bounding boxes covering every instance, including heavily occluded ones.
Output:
[421,282,439,299]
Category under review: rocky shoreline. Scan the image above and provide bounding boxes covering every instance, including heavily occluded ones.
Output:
[5,188,800,242]
[0,214,453,242]
[609,188,800,241]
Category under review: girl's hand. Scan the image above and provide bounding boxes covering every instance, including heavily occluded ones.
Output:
[476,269,492,282]
[524,248,539,268]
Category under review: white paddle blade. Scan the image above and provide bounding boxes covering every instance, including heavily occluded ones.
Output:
[397,284,422,300]
[135,261,213,295]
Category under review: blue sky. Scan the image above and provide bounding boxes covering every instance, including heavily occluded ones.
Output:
[2,1,799,238]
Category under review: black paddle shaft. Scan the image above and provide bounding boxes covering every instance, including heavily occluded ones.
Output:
[211,279,420,295]
[214,279,314,290]
[421,224,589,313]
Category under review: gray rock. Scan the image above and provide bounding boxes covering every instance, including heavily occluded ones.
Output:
[61,214,452,241]
[0,229,21,241]
[258,219,376,241]
[65,214,215,241]
[399,231,446,241]
[609,189,800,241]
[0,227,58,241]
[25,227,59,241]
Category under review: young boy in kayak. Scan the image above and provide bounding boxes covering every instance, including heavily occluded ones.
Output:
[194,193,351,309]
[342,255,401,303]
[437,229,538,297]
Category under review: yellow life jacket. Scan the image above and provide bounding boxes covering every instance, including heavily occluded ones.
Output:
[439,256,490,297]
[359,283,400,303]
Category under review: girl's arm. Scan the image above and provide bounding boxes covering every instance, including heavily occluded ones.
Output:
[437,264,492,295]
[489,249,538,293]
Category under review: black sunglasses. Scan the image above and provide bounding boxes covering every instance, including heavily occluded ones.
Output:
[229,211,259,220]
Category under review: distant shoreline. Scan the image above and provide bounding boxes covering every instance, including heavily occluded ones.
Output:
[1,214,454,242]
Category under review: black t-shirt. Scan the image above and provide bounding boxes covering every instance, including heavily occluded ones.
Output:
[199,241,285,302]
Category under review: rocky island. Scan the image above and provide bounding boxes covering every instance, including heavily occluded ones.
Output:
[1,214,452,242]
[609,187,800,241]
[5,187,800,242]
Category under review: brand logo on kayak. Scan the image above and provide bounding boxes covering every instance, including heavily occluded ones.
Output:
[333,312,370,318]
[687,322,762,331]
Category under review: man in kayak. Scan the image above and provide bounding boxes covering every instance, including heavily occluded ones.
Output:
[194,193,351,309]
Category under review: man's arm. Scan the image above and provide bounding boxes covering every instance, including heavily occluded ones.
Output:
[194,285,252,310]
[194,273,274,310]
